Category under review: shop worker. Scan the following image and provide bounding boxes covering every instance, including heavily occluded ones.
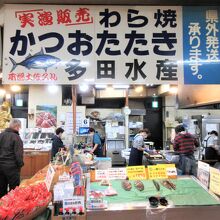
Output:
[51,127,66,160]
[173,125,199,176]
[203,130,219,161]
[0,119,24,198]
[89,127,103,157]
[128,128,151,166]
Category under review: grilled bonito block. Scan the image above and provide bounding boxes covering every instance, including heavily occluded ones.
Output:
[122,180,132,191]
[134,180,144,191]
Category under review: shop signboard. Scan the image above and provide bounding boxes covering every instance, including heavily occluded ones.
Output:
[3,4,182,85]
[197,161,210,188]
[209,167,220,196]
[183,7,220,84]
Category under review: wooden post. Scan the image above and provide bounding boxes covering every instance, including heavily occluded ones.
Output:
[71,85,77,134]
[125,88,129,148]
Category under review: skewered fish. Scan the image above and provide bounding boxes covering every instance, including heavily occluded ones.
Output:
[161,180,176,190]
[152,180,160,191]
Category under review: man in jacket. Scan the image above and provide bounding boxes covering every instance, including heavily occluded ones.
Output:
[173,125,199,176]
[0,119,24,198]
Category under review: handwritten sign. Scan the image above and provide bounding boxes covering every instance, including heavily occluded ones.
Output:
[45,165,55,191]
[148,165,168,179]
[95,170,108,180]
[209,167,220,196]
[165,164,177,179]
[197,161,210,188]
[126,166,146,180]
[108,168,127,180]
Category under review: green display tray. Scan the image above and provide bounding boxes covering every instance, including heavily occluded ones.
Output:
[90,178,220,206]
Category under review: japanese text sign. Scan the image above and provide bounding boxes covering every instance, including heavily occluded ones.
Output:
[95,170,108,180]
[183,7,220,84]
[126,165,147,180]
[148,164,168,179]
[45,164,55,191]
[209,167,220,196]
[197,161,210,188]
[3,4,182,85]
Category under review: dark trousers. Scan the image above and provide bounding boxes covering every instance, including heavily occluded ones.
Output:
[179,154,197,176]
[0,164,20,198]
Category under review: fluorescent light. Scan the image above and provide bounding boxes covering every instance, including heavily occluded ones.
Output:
[5,94,11,99]
[95,84,107,89]
[113,85,129,89]
[135,86,144,93]
[0,89,6,97]
[47,85,59,94]
[169,86,178,94]
[79,84,89,92]
[11,85,21,92]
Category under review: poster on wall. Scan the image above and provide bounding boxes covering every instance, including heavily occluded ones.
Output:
[36,105,57,128]
[2,4,183,85]
[183,7,220,84]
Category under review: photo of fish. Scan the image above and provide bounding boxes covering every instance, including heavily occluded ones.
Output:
[9,49,61,72]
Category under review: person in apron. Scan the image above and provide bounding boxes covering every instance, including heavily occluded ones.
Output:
[128,128,150,166]
[89,128,103,157]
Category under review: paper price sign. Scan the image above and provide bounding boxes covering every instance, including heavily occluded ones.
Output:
[95,170,108,180]
[165,164,177,178]
[148,165,168,179]
[63,196,84,210]
[108,168,127,180]
[209,167,220,196]
[45,164,55,191]
[126,166,146,180]
[197,161,210,188]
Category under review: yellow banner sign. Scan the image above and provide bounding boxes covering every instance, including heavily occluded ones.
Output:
[126,166,147,180]
[148,165,168,179]
[210,167,220,196]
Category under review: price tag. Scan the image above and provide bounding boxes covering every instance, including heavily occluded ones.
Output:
[148,165,168,179]
[126,166,146,180]
[165,164,177,179]
[108,168,127,180]
[209,167,220,196]
[63,196,84,211]
[45,165,55,191]
[95,170,108,180]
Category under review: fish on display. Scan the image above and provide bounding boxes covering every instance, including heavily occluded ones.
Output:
[152,180,160,191]
[9,49,61,72]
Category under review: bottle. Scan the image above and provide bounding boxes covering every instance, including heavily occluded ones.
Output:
[58,208,63,215]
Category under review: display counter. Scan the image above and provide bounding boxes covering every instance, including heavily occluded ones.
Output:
[21,150,51,178]
[88,177,220,220]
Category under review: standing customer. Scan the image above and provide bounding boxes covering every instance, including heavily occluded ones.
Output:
[173,125,199,176]
[128,128,150,166]
[89,128,103,157]
[51,127,66,160]
[0,119,23,198]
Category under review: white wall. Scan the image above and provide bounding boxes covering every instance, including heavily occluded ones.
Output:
[28,85,85,128]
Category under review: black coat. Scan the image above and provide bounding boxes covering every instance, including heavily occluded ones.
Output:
[0,128,24,168]
[51,135,65,159]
